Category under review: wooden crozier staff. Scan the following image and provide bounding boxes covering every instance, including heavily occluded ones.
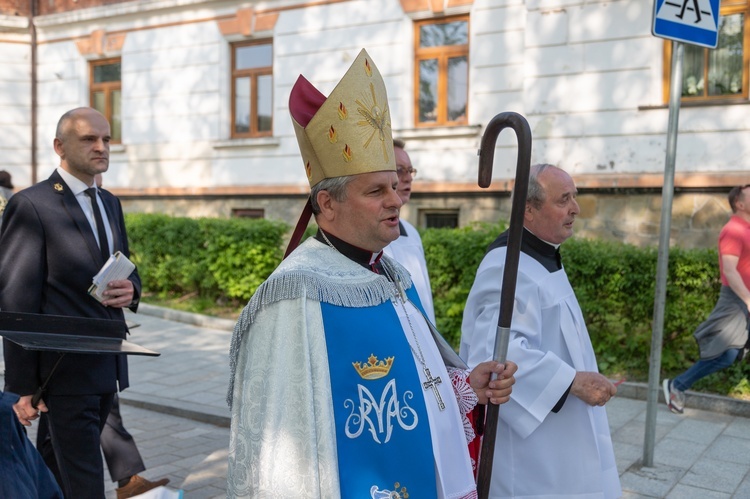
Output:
[475,112,532,499]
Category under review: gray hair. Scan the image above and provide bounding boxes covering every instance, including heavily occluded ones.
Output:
[525,163,558,210]
[310,175,356,214]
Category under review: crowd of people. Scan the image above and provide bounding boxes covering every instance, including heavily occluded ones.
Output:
[1,47,746,499]
[225,48,621,498]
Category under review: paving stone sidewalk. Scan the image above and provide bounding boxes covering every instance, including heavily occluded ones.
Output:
[19,404,230,499]
[3,304,750,498]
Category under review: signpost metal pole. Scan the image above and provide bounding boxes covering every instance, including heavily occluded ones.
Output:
[643,40,684,467]
[646,0,718,465]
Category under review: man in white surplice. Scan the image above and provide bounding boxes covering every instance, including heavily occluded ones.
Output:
[460,164,622,498]
[226,49,517,499]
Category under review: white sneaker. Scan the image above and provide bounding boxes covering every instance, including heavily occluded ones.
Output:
[662,378,684,414]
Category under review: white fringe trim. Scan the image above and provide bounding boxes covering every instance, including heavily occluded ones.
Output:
[227,238,412,407]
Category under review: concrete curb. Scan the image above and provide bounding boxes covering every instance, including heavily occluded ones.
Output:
[137,302,236,332]
[615,380,750,418]
[120,303,236,425]
[119,391,232,428]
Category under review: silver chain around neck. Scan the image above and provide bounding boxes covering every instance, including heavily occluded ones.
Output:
[380,261,427,363]
[320,230,337,251]
[381,260,446,411]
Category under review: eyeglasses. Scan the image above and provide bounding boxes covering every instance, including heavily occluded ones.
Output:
[397,167,417,178]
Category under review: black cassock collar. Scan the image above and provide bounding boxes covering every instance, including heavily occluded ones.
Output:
[314,229,385,273]
[487,227,562,273]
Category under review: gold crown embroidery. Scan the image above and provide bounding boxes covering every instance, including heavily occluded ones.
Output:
[353,354,394,380]
[393,482,408,499]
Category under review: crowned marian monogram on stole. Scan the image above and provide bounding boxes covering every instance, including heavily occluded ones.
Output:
[321,297,437,497]
[346,354,418,443]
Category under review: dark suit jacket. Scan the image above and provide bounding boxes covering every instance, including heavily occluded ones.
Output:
[0,170,140,397]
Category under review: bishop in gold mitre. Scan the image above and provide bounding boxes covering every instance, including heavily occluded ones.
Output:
[283,49,397,255]
[226,48,515,499]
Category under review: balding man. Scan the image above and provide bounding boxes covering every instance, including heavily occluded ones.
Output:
[0,107,141,498]
[460,164,622,498]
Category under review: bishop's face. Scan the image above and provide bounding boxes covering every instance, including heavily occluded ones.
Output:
[325,171,403,253]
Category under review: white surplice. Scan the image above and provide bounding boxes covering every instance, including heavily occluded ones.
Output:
[461,248,622,499]
[384,219,435,323]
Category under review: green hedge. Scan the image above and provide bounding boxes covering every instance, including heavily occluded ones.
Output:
[125,213,288,303]
[124,214,749,396]
[423,223,747,396]
[561,239,720,378]
[422,222,508,347]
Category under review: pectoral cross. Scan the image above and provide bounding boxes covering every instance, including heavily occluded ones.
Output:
[422,367,446,411]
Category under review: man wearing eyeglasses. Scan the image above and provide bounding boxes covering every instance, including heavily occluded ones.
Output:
[663,184,750,413]
[383,139,435,323]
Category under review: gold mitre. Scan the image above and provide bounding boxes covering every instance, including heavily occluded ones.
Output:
[289,49,395,187]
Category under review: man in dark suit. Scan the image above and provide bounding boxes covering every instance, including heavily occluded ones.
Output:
[0,107,140,498]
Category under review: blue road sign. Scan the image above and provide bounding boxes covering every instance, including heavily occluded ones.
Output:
[652,0,720,48]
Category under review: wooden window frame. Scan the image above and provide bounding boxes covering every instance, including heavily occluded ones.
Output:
[413,15,470,128]
[231,40,273,139]
[662,0,750,103]
[89,58,121,144]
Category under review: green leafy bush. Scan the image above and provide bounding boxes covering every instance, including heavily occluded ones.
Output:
[201,218,289,300]
[422,222,506,347]
[125,214,288,303]
[124,213,748,397]
[423,227,747,397]
[562,239,720,379]
[125,214,207,297]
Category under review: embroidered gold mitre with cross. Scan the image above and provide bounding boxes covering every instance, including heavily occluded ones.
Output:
[289,48,396,187]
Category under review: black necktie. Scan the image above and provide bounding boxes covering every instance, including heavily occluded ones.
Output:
[85,188,110,262]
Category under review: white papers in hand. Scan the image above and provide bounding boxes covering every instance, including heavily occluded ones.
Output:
[88,251,136,302]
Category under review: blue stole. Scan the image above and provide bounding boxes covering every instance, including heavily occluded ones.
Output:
[321,288,437,498]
